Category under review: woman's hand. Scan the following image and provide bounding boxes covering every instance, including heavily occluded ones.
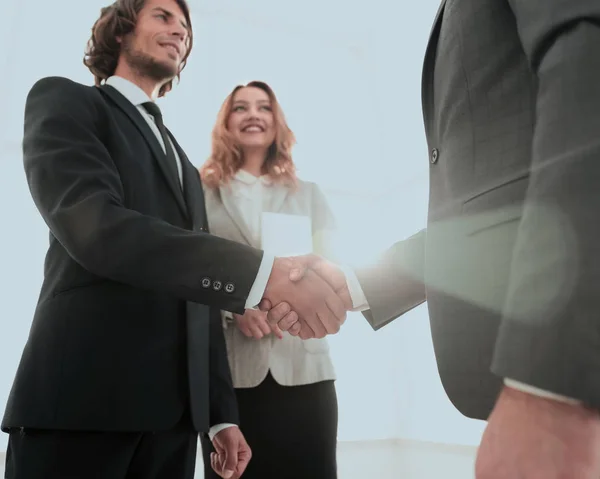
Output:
[233,309,283,339]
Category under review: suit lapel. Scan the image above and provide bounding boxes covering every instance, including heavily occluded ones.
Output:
[421,0,446,138]
[218,184,255,245]
[99,85,189,219]
[267,183,290,214]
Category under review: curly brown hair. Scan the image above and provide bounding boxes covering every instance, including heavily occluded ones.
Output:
[83,0,193,97]
[200,81,298,189]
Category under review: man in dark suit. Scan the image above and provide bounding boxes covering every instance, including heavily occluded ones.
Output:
[268,0,600,476]
[1,0,347,478]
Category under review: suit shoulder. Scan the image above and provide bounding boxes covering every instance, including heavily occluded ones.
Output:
[25,77,106,122]
[293,178,314,194]
[288,180,331,207]
[299,179,328,199]
[28,76,100,103]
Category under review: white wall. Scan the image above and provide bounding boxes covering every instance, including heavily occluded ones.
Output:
[1,439,479,479]
[0,0,487,453]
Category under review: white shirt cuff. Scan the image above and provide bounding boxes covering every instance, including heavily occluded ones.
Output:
[245,253,275,310]
[208,423,238,441]
[338,264,370,312]
[504,378,581,405]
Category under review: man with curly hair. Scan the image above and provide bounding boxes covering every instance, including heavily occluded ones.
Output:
[0,0,349,477]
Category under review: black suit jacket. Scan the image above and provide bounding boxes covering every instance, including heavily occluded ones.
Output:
[1,77,264,433]
[357,0,600,419]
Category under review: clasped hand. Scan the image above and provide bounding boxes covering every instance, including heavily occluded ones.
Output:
[233,309,283,339]
[259,254,352,339]
[210,426,251,479]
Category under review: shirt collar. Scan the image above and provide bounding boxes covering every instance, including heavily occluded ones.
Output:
[106,76,156,106]
[234,169,272,186]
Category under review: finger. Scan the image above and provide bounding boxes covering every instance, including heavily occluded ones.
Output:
[318,301,346,336]
[298,322,316,339]
[270,321,284,339]
[303,308,328,338]
[312,310,335,338]
[307,273,346,334]
[233,436,252,478]
[249,324,264,339]
[239,325,253,338]
[289,266,306,282]
[210,452,219,475]
[289,253,322,282]
[296,314,317,339]
[212,439,225,455]
[258,299,272,311]
[266,302,292,328]
[288,270,329,338]
[288,319,301,336]
[324,291,347,328]
[212,456,228,478]
[336,288,354,311]
[222,444,237,479]
[277,310,299,332]
[235,450,252,478]
[257,318,271,337]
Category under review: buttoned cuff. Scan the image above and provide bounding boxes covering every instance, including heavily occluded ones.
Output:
[245,253,275,309]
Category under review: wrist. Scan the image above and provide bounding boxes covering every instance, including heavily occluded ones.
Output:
[501,385,598,419]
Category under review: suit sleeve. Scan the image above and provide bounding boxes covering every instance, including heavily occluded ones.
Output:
[23,77,261,314]
[208,308,239,426]
[355,230,427,330]
[492,1,600,405]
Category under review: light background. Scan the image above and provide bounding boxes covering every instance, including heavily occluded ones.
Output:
[0,0,487,452]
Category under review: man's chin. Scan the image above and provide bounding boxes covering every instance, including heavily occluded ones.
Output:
[139,58,178,82]
[149,68,179,86]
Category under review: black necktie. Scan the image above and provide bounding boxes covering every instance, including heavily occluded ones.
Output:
[141,101,180,188]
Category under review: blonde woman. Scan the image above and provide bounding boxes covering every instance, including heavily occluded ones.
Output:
[199,81,339,479]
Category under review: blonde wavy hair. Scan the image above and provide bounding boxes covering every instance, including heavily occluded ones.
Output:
[200,81,298,189]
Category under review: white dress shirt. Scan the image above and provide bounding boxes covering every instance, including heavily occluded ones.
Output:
[106,76,265,438]
[105,77,183,186]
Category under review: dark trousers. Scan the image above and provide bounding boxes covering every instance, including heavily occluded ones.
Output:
[4,413,197,479]
[201,372,338,479]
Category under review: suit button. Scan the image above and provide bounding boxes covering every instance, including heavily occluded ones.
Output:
[201,277,211,288]
[430,148,439,164]
[224,282,235,294]
[212,280,223,291]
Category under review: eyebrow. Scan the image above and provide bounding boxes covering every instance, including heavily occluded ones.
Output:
[232,99,271,105]
[153,7,189,30]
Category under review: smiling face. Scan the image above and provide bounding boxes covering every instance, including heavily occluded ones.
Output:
[119,0,190,82]
[226,86,276,151]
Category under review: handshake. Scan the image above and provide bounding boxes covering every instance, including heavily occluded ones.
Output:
[258,254,353,339]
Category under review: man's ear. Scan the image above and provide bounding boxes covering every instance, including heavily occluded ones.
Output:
[116,36,122,44]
